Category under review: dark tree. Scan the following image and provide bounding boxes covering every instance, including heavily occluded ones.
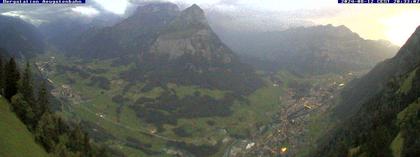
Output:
[83,132,92,156]
[20,62,43,123]
[35,111,58,152]
[69,125,85,151]
[11,93,35,127]
[37,82,49,118]
[20,61,35,104]
[4,58,20,101]
[0,55,4,94]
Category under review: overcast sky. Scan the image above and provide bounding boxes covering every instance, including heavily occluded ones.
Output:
[1,0,420,45]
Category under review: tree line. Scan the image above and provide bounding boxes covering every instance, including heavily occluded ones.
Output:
[0,55,110,157]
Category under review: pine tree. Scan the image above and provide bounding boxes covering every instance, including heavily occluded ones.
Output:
[10,93,36,130]
[20,61,35,105]
[69,124,85,152]
[4,58,20,101]
[35,111,58,152]
[37,81,49,118]
[57,117,69,134]
[20,61,40,122]
[0,55,4,94]
[83,132,92,156]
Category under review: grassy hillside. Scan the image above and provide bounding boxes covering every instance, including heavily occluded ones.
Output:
[0,97,48,157]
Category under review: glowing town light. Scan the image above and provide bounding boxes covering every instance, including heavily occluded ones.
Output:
[281,147,287,153]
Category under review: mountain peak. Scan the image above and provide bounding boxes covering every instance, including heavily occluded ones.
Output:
[134,2,179,15]
[187,4,203,12]
[178,4,206,25]
[148,4,234,62]
[116,2,179,31]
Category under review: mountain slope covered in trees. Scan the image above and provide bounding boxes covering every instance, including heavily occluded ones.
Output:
[314,26,420,157]
[0,53,109,157]
[0,15,45,58]
[336,26,420,118]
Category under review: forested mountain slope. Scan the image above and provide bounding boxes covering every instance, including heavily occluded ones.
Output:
[314,26,420,157]
[336,26,420,118]
[0,53,110,157]
[0,15,45,58]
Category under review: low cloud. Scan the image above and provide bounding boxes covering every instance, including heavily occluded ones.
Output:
[71,6,100,17]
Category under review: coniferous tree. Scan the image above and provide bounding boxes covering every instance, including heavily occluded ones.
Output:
[11,93,36,128]
[20,61,40,123]
[35,111,58,152]
[0,56,104,156]
[57,117,69,134]
[4,58,20,101]
[37,81,49,118]
[69,125,85,152]
[83,132,92,156]
[0,55,4,94]
[20,61,35,105]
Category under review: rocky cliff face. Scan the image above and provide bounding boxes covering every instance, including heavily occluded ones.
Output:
[148,4,234,63]
[74,3,237,63]
[73,3,180,59]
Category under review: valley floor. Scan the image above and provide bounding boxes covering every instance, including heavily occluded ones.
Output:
[36,51,364,157]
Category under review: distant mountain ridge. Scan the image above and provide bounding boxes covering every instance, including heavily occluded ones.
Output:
[217,24,399,74]
[0,15,45,58]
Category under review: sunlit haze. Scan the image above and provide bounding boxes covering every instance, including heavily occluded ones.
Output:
[314,5,420,46]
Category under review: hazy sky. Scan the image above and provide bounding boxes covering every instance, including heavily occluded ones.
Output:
[1,0,419,45]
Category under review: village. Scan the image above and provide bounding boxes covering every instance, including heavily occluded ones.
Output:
[225,72,359,157]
